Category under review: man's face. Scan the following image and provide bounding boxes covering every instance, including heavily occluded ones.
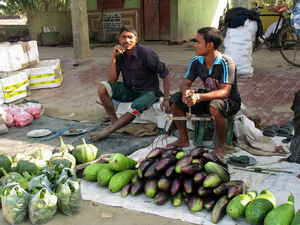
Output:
[119,31,138,50]
[194,33,210,56]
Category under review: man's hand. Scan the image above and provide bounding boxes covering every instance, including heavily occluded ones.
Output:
[160,98,171,114]
[112,45,125,57]
[182,90,197,107]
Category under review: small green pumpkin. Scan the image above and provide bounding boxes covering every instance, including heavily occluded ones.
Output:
[16,157,47,175]
[12,149,31,163]
[53,136,75,154]
[33,145,53,161]
[49,152,76,169]
[0,152,12,177]
[0,167,23,186]
[72,138,99,164]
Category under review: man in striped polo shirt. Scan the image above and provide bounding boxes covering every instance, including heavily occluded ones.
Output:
[168,27,241,158]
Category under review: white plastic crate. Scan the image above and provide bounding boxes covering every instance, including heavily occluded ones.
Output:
[0,71,29,103]
[22,59,63,90]
[0,40,39,72]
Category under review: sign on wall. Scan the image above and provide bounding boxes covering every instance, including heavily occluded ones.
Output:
[99,13,122,33]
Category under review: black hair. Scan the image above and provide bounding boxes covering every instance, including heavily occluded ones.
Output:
[197,27,222,50]
[119,25,138,37]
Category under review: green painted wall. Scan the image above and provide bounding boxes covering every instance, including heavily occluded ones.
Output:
[28,11,72,45]
[124,0,140,8]
[87,0,97,10]
[171,0,227,42]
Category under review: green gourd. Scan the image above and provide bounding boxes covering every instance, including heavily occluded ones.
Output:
[72,138,99,164]
[0,152,12,177]
[52,136,74,154]
[33,145,53,161]
[264,191,295,225]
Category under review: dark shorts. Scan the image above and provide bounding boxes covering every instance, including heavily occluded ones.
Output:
[169,92,241,118]
[102,81,161,115]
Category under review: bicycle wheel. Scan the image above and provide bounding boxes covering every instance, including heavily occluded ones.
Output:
[277,24,300,67]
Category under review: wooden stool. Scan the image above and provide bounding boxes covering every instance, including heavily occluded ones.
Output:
[193,114,234,148]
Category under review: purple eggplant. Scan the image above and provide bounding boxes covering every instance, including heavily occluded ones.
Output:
[183,175,194,194]
[131,180,145,196]
[139,159,156,173]
[144,179,159,198]
[161,149,179,158]
[156,156,177,171]
[202,152,228,169]
[190,146,209,158]
[146,147,166,159]
[154,192,169,205]
[193,172,208,185]
[188,195,204,212]
[181,163,203,175]
[197,185,214,198]
[157,177,172,192]
[121,184,132,197]
[165,164,176,178]
[171,177,182,196]
[175,155,193,174]
[144,161,162,178]
[203,196,221,211]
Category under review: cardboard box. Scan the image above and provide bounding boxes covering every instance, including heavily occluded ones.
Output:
[22,59,63,90]
[0,71,29,104]
[0,40,39,72]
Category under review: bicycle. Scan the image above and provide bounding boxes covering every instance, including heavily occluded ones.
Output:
[221,4,300,68]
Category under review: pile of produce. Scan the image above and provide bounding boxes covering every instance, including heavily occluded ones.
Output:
[83,145,300,224]
[0,136,99,224]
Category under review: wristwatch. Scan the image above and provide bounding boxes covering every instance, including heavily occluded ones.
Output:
[196,93,201,103]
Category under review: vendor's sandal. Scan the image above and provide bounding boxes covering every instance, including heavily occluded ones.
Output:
[282,134,294,143]
[277,123,293,137]
[101,115,111,122]
[262,125,278,137]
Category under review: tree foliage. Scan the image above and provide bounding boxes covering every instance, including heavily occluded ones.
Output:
[1,0,71,15]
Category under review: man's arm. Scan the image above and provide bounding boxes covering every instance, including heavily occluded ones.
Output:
[160,74,171,113]
[108,45,125,83]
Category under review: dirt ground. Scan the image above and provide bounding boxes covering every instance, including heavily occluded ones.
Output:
[0,40,298,225]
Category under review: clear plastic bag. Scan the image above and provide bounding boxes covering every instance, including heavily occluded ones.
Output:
[4,112,14,127]
[27,174,52,192]
[54,176,82,216]
[13,109,33,127]
[29,187,57,225]
[24,103,42,119]
[1,183,30,225]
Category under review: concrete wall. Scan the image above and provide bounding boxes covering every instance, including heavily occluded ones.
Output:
[171,0,227,42]
[0,25,29,42]
[27,11,72,46]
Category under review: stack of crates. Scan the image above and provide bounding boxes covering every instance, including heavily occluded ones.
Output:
[0,39,63,105]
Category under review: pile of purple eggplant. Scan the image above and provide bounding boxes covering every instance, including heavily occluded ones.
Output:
[121,145,247,223]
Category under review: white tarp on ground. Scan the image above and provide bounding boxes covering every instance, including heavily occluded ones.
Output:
[81,136,300,225]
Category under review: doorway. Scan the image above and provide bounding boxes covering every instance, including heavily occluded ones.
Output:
[143,0,170,40]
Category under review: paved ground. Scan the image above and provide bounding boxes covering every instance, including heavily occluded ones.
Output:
[1,40,299,225]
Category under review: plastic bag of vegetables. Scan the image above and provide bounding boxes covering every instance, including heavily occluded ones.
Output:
[27,174,52,192]
[29,187,57,224]
[1,183,30,224]
[54,176,82,216]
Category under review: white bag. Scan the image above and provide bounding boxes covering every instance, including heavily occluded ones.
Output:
[234,115,263,143]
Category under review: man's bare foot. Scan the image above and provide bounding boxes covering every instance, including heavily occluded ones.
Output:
[166,139,190,148]
[213,148,227,158]
[89,129,109,142]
